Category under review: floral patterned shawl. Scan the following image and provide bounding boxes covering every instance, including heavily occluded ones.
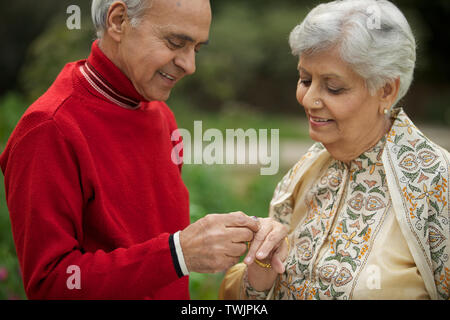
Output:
[269,108,449,299]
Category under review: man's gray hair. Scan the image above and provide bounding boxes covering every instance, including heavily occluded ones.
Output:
[289,0,416,106]
[91,0,152,38]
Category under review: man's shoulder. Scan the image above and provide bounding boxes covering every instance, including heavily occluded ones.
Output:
[6,62,83,147]
[150,101,178,128]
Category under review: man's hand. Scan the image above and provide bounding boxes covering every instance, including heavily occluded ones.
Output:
[180,212,260,273]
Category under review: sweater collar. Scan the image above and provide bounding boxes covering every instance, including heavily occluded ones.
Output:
[81,40,147,109]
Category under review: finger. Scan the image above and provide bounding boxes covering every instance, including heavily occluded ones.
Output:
[224,212,260,233]
[271,240,289,274]
[255,230,286,261]
[228,227,254,243]
[244,222,273,265]
[224,242,248,257]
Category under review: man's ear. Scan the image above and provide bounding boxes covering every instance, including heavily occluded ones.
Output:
[378,78,400,115]
[105,1,128,42]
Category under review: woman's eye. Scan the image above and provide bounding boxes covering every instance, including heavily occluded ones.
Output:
[328,87,344,95]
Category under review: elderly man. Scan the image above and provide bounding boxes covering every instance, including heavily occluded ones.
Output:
[0,0,261,299]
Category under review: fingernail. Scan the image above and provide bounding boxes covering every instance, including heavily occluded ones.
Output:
[244,257,252,264]
[257,252,264,259]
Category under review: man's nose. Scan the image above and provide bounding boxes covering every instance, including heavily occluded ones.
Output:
[174,50,196,76]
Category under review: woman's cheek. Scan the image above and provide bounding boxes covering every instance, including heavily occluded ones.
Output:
[296,87,306,105]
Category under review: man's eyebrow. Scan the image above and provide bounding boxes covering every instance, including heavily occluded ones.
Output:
[169,33,209,45]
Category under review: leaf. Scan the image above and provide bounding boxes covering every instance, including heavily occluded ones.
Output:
[358,225,369,237]
[403,170,420,183]
[317,188,328,196]
[429,201,442,216]
[408,183,421,193]
[435,262,444,276]
[397,145,414,159]
[318,278,329,291]
[378,170,387,187]
[314,290,321,300]
[369,186,385,197]
[325,255,341,263]
[422,162,440,175]
[342,256,357,272]
[394,133,404,145]
[342,219,348,234]
[416,204,424,219]
[299,228,312,240]
[346,208,360,221]
[297,262,309,273]
[362,213,376,224]
[335,239,343,251]
[316,197,323,209]
[353,183,367,193]
[428,212,443,229]
[431,173,441,187]
[431,247,445,263]
[352,245,361,257]
[330,285,345,298]
[416,140,434,151]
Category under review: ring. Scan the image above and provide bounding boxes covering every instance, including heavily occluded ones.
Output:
[247,236,290,269]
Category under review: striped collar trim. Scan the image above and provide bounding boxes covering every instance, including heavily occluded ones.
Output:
[80,61,140,110]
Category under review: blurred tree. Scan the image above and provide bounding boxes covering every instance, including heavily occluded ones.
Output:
[0,0,92,97]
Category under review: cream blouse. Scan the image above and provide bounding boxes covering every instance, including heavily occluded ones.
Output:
[274,138,429,299]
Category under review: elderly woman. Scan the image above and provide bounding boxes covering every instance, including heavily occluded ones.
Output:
[220,0,450,300]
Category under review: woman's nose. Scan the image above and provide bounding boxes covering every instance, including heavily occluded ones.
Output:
[299,82,322,110]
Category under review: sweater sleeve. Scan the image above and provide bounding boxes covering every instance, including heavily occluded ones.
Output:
[1,119,183,299]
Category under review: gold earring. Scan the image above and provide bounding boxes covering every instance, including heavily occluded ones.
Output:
[383,109,389,115]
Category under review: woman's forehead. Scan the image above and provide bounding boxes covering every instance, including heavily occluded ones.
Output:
[298,50,360,81]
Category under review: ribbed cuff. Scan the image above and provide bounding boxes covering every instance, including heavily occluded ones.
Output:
[169,231,189,277]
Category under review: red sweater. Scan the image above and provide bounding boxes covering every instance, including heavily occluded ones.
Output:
[0,41,190,299]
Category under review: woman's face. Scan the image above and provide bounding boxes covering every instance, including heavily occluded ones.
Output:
[296,48,388,157]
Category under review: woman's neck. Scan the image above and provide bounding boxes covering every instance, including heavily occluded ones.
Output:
[324,117,393,165]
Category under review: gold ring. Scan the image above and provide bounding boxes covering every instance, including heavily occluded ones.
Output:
[247,236,290,269]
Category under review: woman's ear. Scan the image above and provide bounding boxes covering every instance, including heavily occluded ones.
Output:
[378,78,400,114]
[105,1,128,42]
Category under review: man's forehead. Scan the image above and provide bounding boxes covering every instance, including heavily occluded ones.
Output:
[156,24,210,45]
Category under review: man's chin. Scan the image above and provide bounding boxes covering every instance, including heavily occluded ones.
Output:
[143,87,173,102]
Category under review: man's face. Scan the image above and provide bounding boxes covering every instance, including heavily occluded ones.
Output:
[117,0,211,101]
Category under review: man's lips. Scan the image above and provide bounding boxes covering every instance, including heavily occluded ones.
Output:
[158,70,178,82]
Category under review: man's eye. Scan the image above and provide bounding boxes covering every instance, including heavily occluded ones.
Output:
[167,39,183,49]
[300,79,311,86]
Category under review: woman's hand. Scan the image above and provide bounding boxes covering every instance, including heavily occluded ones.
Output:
[243,217,289,292]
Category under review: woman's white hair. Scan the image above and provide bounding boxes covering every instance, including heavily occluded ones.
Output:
[289,0,416,107]
[91,0,152,38]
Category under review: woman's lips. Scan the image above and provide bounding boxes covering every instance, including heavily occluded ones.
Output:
[309,116,334,127]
